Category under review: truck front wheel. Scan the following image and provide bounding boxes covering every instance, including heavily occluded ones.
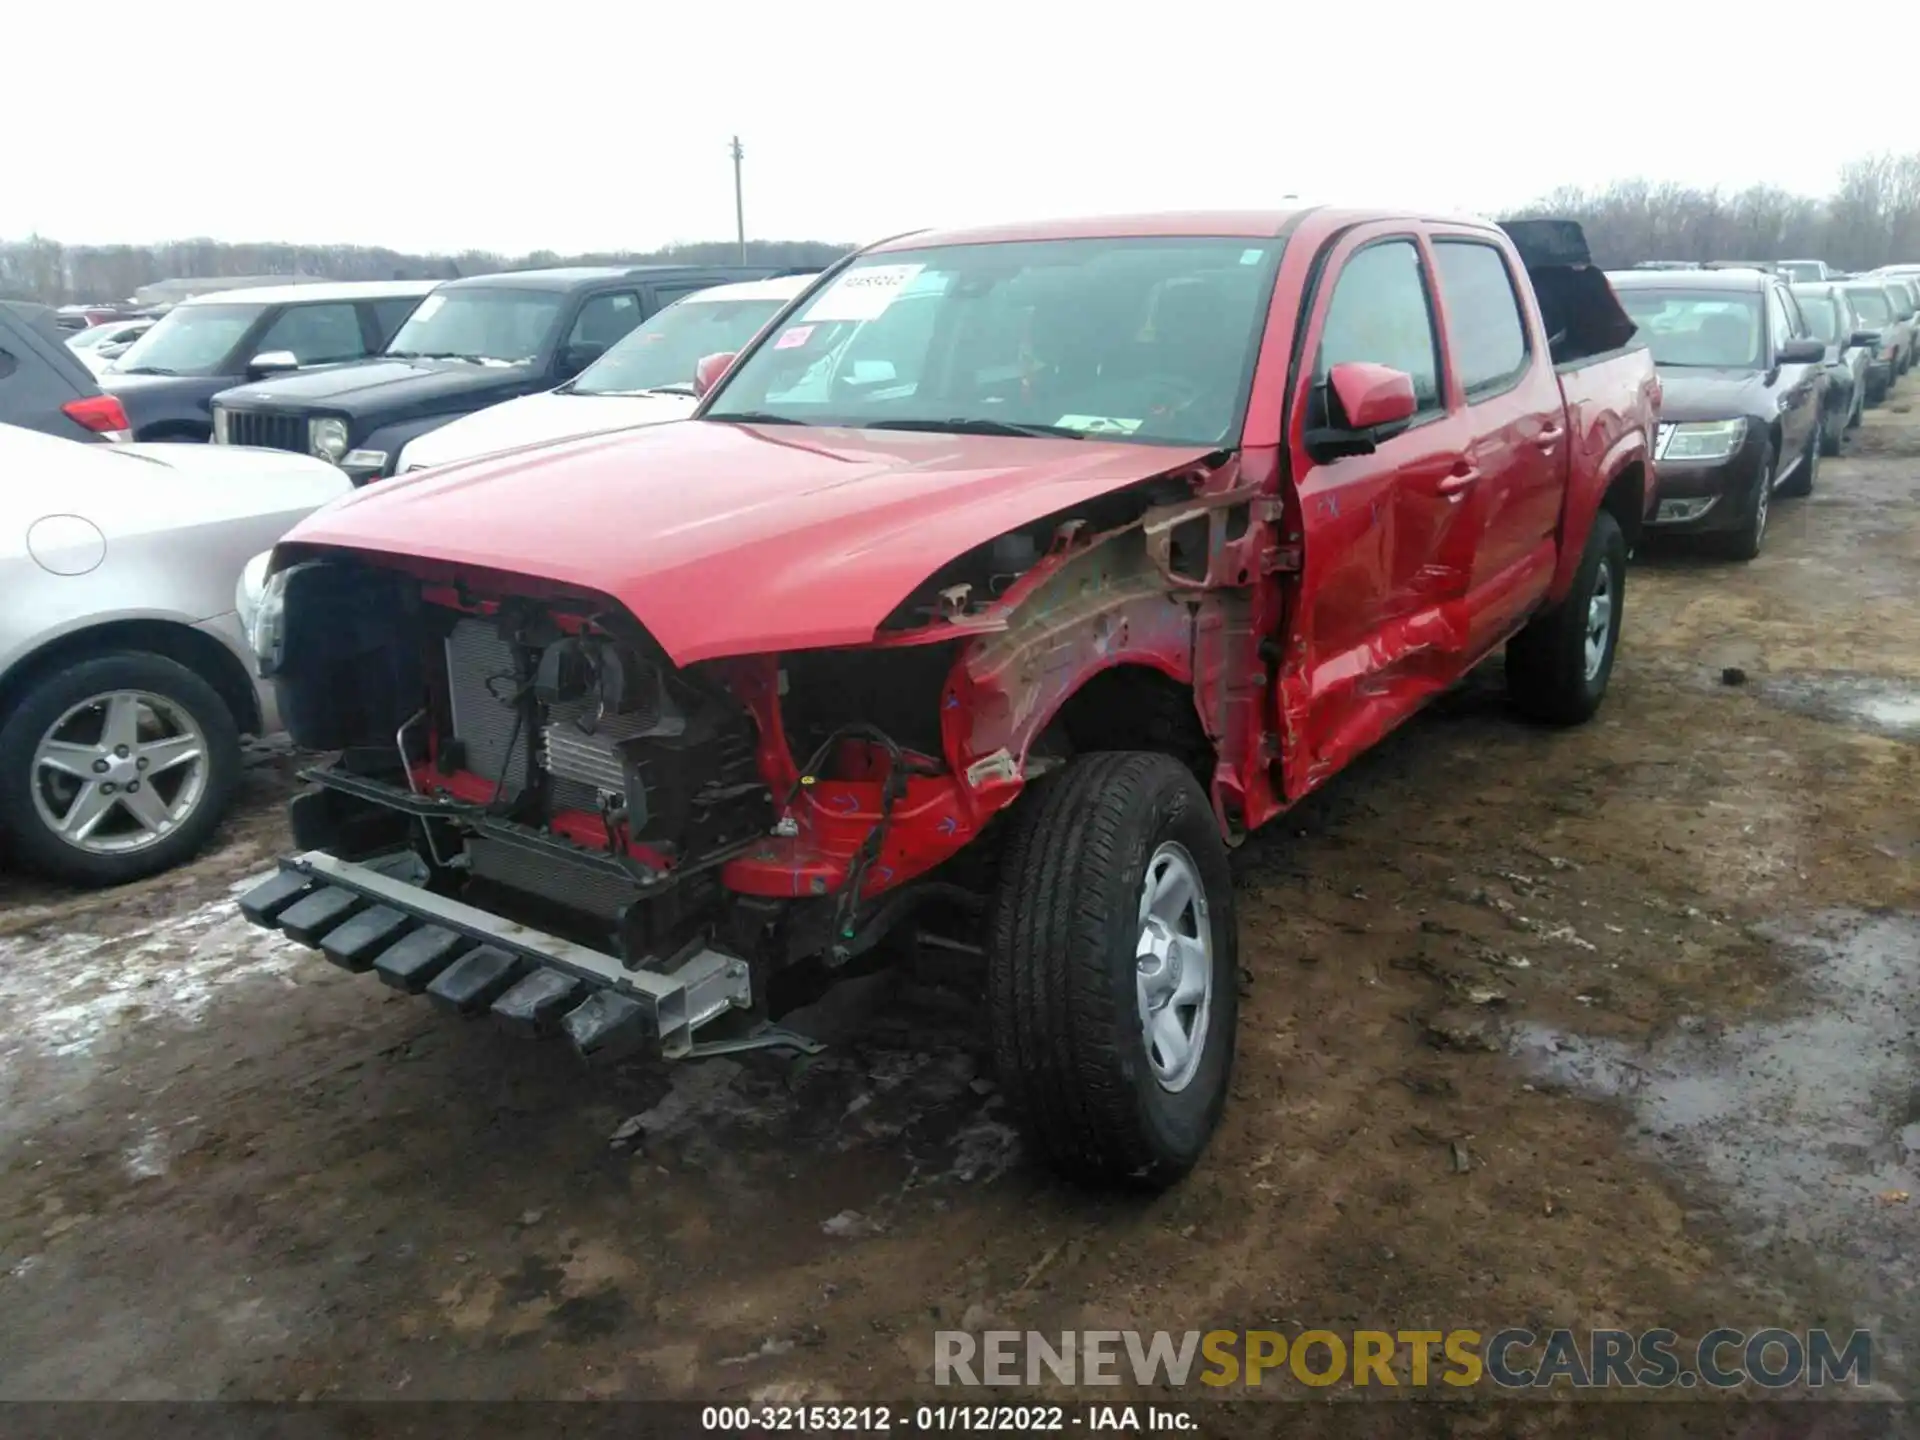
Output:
[1505,508,1628,725]
[986,751,1238,1188]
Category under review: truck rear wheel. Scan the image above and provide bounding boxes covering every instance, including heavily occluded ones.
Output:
[986,751,1237,1189]
[1505,508,1627,726]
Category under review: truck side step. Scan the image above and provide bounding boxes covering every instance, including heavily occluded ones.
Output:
[278,886,367,945]
[239,869,315,926]
[427,946,526,1016]
[492,968,586,1038]
[374,926,471,993]
[320,905,413,972]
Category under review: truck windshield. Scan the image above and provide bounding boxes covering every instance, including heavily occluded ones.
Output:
[1796,296,1839,342]
[111,304,262,376]
[385,289,564,365]
[570,296,787,397]
[704,237,1285,447]
[1616,291,1763,368]
[1846,289,1894,325]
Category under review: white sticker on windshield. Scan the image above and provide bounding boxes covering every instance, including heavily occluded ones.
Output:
[1240,248,1266,265]
[408,294,445,324]
[804,264,926,322]
[1056,415,1143,434]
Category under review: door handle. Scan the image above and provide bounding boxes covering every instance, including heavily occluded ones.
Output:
[1534,425,1564,450]
[1438,462,1479,496]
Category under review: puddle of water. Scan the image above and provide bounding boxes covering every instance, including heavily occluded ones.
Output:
[1510,910,1920,1373]
[1758,672,1920,741]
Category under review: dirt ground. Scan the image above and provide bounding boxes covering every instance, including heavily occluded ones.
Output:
[3,397,1917,1431]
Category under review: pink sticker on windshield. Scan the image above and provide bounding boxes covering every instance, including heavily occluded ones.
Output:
[774,325,815,350]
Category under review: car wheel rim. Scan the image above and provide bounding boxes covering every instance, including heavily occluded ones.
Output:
[1135,840,1213,1094]
[1584,561,1614,682]
[29,690,210,855]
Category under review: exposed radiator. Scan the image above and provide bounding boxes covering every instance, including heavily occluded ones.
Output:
[444,619,526,787]
[466,837,640,920]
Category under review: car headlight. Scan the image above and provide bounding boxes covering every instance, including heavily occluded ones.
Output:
[1659,418,1746,462]
[248,565,292,677]
[236,549,272,633]
[309,417,350,463]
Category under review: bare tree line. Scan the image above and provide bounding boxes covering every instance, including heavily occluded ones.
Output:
[0,237,851,306]
[1507,151,1920,271]
[9,148,1919,306]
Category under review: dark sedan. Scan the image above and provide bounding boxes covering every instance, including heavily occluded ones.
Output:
[1610,268,1828,560]
[1790,282,1876,449]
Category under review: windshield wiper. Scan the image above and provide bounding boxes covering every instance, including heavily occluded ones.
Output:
[705,410,808,426]
[865,417,1088,440]
[116,365,179,376]
[570,383,697,399]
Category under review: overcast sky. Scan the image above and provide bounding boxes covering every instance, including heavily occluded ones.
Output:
[8,0,1916,256]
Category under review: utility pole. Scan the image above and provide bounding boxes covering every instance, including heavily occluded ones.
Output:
[730,136,746,264]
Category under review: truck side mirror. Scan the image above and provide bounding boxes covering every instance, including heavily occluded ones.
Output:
[694,351,737,399]
[1304,362,1418,463]
[1775,338,1826,365]
[1850,330,1882,349]
[248,350,299,377]
[1328,361,1418,431]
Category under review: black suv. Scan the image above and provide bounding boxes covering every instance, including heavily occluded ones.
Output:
[209,265,791,483]
[101,281,437,442]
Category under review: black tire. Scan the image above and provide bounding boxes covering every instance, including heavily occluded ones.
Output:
[1780,420,1819,497]
[1717,442,1775,563]
[1505,508,1628,726]
[0,651,241,886]
[986,751,1238,1189]
[1820,407,1843,456]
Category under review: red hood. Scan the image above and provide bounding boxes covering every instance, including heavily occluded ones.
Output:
[288,420,1213,664]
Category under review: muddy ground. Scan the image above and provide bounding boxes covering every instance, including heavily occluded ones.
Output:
[2,399,1917,1432]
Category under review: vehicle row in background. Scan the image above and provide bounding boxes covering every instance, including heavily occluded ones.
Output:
[65,316,154,373]
[1609,265,1914,559]
[206,263,799,481]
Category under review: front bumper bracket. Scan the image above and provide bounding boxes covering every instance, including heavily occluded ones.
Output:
[242,850,752,1062]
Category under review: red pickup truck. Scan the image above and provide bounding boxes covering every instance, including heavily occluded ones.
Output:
[240,209,1657,1187]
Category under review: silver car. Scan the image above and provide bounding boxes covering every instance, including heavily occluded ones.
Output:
[0,424,351,886]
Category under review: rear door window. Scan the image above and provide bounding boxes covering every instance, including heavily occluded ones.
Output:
[1432,241,1530,398]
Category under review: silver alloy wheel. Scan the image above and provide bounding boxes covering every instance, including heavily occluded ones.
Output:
[29,690,210,855]
[1583,560,1614,682]
[1134,840,1214,1093]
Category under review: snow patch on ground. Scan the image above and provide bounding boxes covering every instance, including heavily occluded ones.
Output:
[0,893,305,1072]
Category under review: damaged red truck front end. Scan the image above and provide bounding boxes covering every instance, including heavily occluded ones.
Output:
[241,210,1654,1187]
